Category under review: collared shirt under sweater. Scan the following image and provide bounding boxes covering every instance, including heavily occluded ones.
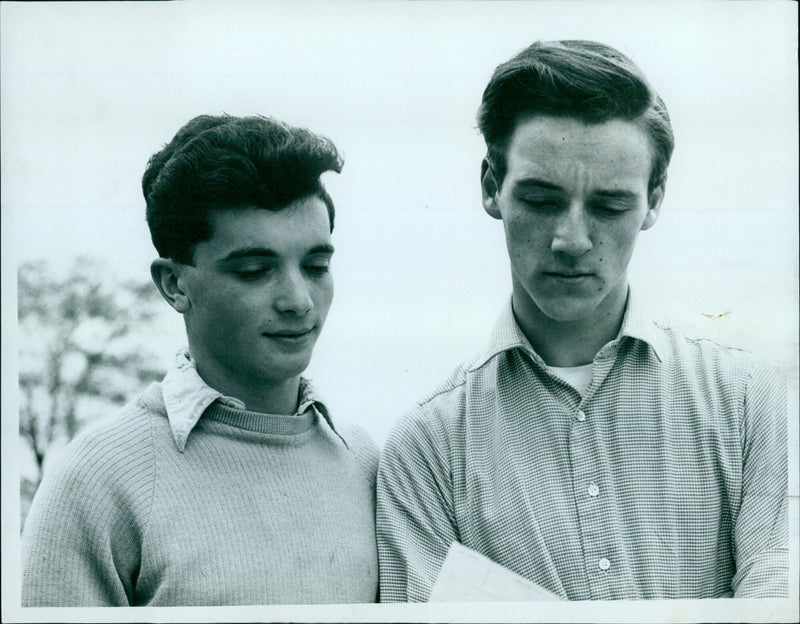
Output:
[23,350,380,606]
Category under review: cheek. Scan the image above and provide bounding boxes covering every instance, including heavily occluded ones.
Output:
[197,287,259,330]
[601,227,642,265]
[504,214,548,260]
[313,277,334,314]
[202,304,246,340]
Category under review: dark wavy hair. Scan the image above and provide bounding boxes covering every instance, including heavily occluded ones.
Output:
[477,40,674,194]
[143,114,343,263]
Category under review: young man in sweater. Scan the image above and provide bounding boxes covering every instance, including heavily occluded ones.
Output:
[376,40,788,601]
[22,114,380,606]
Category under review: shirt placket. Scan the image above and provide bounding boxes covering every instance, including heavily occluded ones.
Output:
[569,347,620,599]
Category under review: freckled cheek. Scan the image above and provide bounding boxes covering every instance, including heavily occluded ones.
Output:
[506,228,548,266]
[610,230,640,258]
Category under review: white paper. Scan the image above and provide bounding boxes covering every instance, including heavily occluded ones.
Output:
[429,542,564,602]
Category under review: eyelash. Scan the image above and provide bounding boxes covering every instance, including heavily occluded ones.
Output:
[524,200,560,210]
[234,269,269,281]
[234,265,329,281]
[304,265,330,277]
[592,204,626,216]
[523,200,626,216]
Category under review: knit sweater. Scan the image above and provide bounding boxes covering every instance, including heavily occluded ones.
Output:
[22,376,380,606]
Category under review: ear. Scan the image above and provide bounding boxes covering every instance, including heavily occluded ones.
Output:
[481,158,502,220]
[150,258,192,314]
[641,183,665,231]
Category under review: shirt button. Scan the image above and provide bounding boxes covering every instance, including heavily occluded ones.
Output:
[587,484,599,497]
[576,410,586,422]
[598,558,611,571]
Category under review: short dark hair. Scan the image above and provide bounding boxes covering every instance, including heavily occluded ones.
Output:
[143,114,343,263]
[477,40,674,194]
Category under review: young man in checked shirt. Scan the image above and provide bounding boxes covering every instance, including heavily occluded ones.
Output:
[376,40,788,601]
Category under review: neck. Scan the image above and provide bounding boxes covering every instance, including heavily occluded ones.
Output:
[191,356,301,415]
[512,282,629,368]
[230,378,302,415]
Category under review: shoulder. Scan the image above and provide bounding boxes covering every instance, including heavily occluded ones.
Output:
[23,385,163,553]
[382,352,488,463]
[38,384,162,505]
[414,351,491,418]
[654,319,774,381]
[652,321,788,422]
[68,383,160,455]
[337,422,380,473]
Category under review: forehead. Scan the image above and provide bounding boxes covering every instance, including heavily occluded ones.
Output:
[197,197,332,260]
[504,116,653,191]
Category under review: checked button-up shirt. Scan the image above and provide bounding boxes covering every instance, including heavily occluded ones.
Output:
[376,296,788,601]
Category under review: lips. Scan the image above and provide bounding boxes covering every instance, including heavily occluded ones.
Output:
[544,271,594,278]
[263,328,314,339]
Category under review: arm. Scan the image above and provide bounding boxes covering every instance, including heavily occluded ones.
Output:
[731,362,789,598]
[22,423,152,606]
[376,408,459,602]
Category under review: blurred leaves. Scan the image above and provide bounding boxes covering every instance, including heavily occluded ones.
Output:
[18,256,166,518]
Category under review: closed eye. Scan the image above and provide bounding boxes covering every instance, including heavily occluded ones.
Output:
[591,203,629,216]
[232,263,275,280]
[304,261,331,277]
[234,268,271,280]
[304,250,333,277]
[523,199,562,211]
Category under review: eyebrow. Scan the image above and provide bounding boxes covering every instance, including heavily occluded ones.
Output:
[515,178,639,200]
[218,243,335,264]
[514,178,562,192]
[593,189,639,200]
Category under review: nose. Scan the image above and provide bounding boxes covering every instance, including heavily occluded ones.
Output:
[273,268,313,315]
[551,202,593,257]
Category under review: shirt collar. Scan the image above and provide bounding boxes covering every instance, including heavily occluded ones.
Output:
[472,301,538,371]
[473,289,665,371]
[617,290,666,362]
[161,349,344,452]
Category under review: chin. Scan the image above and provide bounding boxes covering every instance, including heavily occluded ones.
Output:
[537,298,602,323]
[268,357,314,381]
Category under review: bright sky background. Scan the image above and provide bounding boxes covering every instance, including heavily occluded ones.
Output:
[2,2,798,448]
[2,1,797,447]
[1,1,798,621]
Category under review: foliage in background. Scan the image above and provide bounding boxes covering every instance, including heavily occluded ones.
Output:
[18,257,166,527]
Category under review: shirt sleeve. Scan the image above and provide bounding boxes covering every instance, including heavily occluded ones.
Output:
[731,361,789,597]
[376,406,459,602]
[22,422,153,606]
